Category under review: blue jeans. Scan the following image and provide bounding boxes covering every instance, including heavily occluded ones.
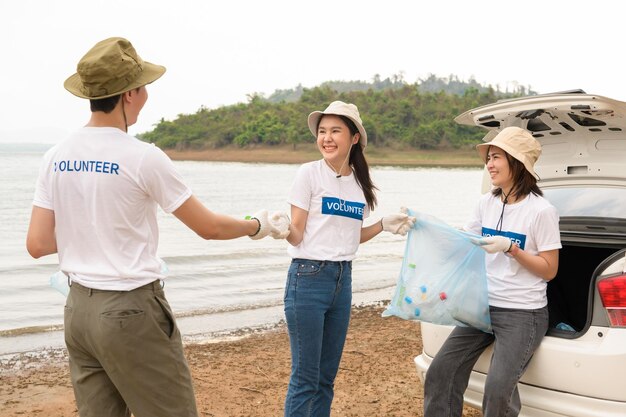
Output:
[424,305,549,417]
[283,259,352,417]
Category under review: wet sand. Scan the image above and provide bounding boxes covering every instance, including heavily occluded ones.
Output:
[0,305,482,417]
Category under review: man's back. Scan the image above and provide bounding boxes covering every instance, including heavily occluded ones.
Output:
[35,126,191,290]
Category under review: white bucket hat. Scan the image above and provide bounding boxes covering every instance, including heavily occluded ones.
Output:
[476,126,542,180]
[307,101,368,147]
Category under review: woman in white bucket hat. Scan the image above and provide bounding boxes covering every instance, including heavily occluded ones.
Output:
[424,126,562,417]
[282,101,415,417]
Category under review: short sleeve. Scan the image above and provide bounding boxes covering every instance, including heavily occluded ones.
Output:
[32,147,55,210]
[288,164,312,211]
[531,205,562,252]
[464,194,485,234]
[137,145,192,213]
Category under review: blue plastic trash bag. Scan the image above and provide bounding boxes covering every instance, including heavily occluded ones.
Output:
[383,209,492,332]
[49,271,70,296]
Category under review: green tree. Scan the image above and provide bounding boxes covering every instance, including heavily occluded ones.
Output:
[139,75,532,151]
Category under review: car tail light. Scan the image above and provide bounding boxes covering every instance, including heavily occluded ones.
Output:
[598,274,626,327]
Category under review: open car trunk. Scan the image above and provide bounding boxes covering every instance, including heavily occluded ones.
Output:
[544,206,626,338]
[547,243,622,337]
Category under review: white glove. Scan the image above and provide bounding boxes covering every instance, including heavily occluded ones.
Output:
[381,208,416,236]
[249,210,272,240]
[269,211,290,239]
[249,210,290,240]
[478,236,513,254]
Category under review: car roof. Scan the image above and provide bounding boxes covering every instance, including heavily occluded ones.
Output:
[455,91,626,186]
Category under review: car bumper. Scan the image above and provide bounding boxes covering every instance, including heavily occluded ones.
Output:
[415,353,626,417]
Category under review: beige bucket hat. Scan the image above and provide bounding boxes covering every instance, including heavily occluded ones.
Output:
[476,126,542,180]
[64,37,166,99]
[307,101,368,147]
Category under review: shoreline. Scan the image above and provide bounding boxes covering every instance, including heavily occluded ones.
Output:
[0,305,482,417]
[0,287,396,358]
[165,144,484,167]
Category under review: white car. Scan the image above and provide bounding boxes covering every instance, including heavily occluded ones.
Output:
[415,90,626,416]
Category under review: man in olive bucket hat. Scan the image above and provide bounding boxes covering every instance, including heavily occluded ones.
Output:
[27,37,290,417]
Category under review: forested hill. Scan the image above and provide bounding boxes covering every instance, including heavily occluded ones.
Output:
[140,75,535,150]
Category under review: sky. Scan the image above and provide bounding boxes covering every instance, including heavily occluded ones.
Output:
[2,0,625,143]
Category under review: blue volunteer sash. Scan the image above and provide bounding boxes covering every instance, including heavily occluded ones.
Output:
[482,227,527,250]
[321,197,365,220]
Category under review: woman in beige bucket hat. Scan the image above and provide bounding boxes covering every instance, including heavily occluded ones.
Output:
[27,37,291,417]
[282,101,415,417]
[424,126,562,417]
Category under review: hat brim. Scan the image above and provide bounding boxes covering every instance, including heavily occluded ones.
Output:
[476,138,540,180]
[307,111,368,148]
[64,61,166,99]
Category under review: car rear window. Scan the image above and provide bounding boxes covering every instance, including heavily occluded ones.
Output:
[543,187,626,220]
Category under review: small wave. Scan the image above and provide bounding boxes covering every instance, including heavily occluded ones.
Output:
[0,323,64,337]
[0,263,59,275]
[175,299,285,318]
[183,320,286,345]
[162,248,288,264]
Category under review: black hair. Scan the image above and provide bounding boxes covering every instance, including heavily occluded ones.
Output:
[491,148,542,200]
[88,87,142,113]
[337,115,378,210]
[89,94,121,113]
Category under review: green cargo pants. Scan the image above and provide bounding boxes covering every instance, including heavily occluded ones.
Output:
[64,280,198,417]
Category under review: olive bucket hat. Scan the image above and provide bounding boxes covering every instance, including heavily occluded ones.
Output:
[64,37,166,99]
[476,126,542,180]
[307,101,368,147]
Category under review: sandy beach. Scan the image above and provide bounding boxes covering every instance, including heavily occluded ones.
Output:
[164,144,483,168]
[1,305,482,417]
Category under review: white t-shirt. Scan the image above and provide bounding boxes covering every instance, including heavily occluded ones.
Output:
[464,192,561,309]
[287,160,370,261]
[33,127,192,290]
